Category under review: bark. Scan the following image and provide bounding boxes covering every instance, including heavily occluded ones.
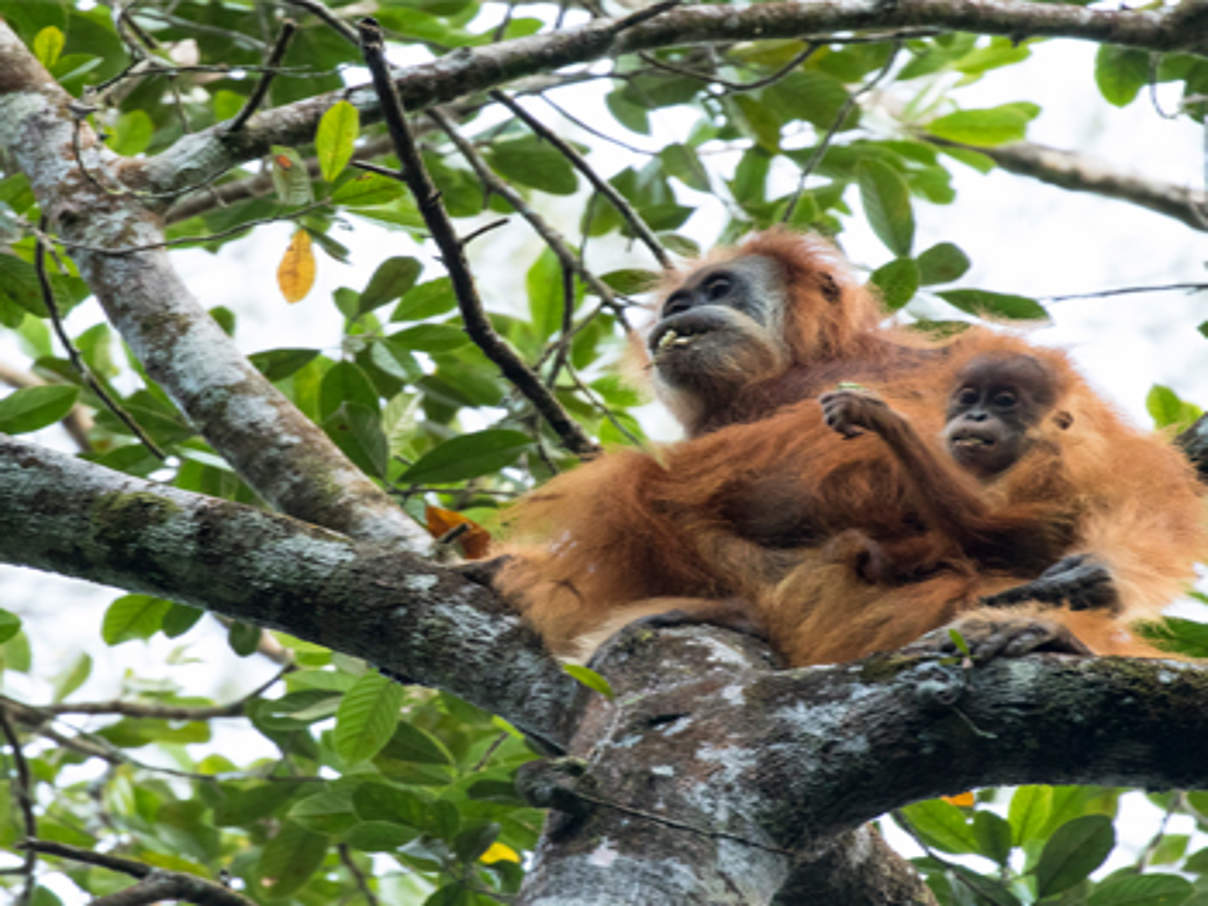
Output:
[0,21,429,552]
[0,433,582,751]
[514,622,1208,903]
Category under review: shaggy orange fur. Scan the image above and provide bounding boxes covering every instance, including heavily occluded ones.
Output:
[494,231,1207,665]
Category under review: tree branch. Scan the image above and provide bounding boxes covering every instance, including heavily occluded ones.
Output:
[0,432,583,750]
[516,622,1208,903]
[929,137,1208,231]
[22,841,254,906]
[137,0,1208,197]
[0,21,429,551]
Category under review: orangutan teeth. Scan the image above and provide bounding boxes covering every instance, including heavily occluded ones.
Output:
[658,329,695,350]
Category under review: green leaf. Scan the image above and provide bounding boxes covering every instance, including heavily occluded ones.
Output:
[1146,385,1200,428]
[857,159,914,256]
[343,820,419,851]
[388,324,469,353]
[360,256,422,316]
[659,144,709,191]
[926,102,1041,146]
[973,810,1013,864]
[0,609,21,645]
[392,277,457,321]
[526,248,567,341]
[598,269,658,295]
[316,100,359,182]
[899,799,979,854]
[1034,814,1115,897]
[0,385,78,434]
[322,402,389,478]
[257,822,328,897]
[107,109,153,156]
[1088,873,1192,906]
[290,789,358,834]
[916,242,971,285]
[1095,45,1151,107]
[333,671,406,764]
[319,361,379,419]
[270,145,313,206]
[870,258,919,310]
[162,603,204,638]
[101,595,172,645]
[562,664,614,699]
[378,722,453,765]
[250,348,320,382]
[399,429,532,484]
[938,289,1048,321]
[763,70,858,131]
[32,26,65,68]
[487,137,578,195]
[228,621,261,656]
[51,651,91,702]
[1009,785,1053,843]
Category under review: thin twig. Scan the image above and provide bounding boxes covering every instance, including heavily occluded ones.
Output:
[427,108,630,326]
[33,226,166,460]
[1042,282,1208,302]
[490,90,670,269]
[546,259,577,389]
[639,41,820,92]
[36,199,330,255]
[782,42,902,223]
[338,844,381,906]
[284,0,360,44]
[540,94,660,156]
[21,663,291,720]
[225,20,298,133]
[0,710,35,906]
[357,19,598,457]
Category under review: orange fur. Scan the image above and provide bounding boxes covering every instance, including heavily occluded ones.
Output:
[495,231,1207,665]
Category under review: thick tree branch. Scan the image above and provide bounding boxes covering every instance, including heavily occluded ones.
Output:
[930,137,1208,231]
[0,21,429,551]
[516,623,1208,903]
[138,0,1208,197]
[0,432,583,750]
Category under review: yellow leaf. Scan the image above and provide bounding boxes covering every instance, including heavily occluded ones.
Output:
[277,229,315,303]
[942,791,975,807]
[480,842,520,864]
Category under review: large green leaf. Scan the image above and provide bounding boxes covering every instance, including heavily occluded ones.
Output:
[926,102,1040,145]
[399,429,532,484]
[257,822,328,898]
[360,256,422,316]
[1095,45,1150,107]
[100,594,172,645]
[0,384,78,434]
[487,137,578,195]
[1088,873,1192,906]
[938,289,1048,321]
[316,100,359,182]
[898,799,979,853]
[1034,815,1115,897]
[333,671,406,764]
[857,159,914,256]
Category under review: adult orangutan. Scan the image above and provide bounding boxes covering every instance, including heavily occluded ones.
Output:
[491,229,1206,665]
